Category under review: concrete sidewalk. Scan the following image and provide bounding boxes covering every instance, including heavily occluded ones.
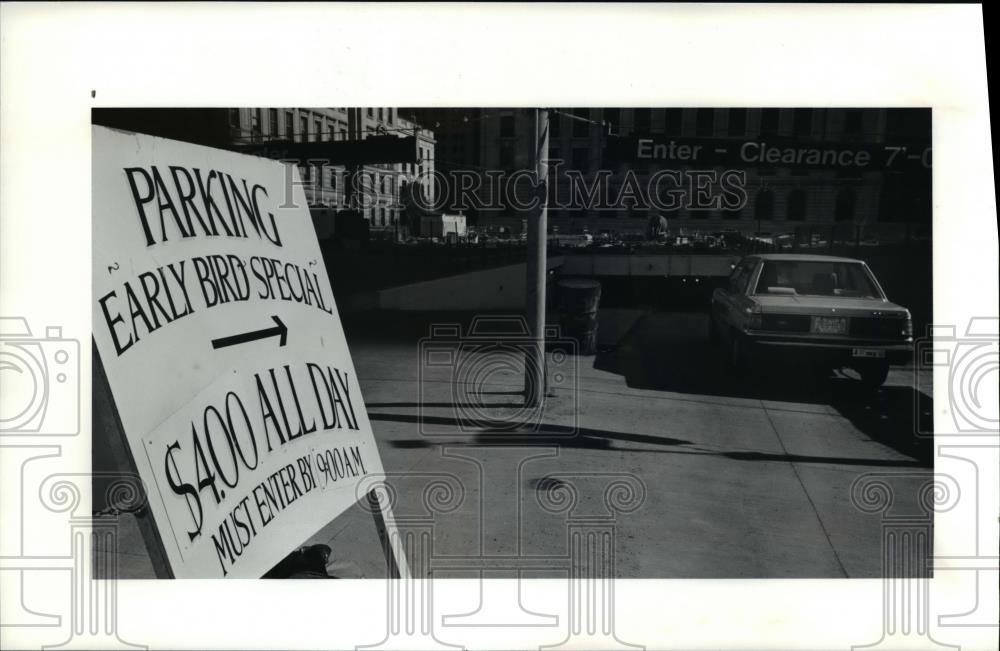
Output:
[107,308,933,579]
[311,309,933,579]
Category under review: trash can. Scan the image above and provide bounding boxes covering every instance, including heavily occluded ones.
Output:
[556,278,601,355]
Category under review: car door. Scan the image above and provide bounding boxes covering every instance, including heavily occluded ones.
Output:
[713,258,757,336]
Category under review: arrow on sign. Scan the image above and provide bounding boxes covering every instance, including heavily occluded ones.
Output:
[211,316,288,349]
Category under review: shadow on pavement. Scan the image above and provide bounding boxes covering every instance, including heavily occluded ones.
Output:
[372,411,691,451]
[367,401,526,409]
[593,311,933,464]
[371,412,927,468]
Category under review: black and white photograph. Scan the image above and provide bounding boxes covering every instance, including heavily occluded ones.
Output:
[1,4,995,651]
[89,105,934,580]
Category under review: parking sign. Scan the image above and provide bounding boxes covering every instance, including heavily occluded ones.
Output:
[92,126,397,578]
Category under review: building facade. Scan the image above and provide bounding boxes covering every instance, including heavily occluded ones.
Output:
[419,108,930,238]
[227,107,435,229]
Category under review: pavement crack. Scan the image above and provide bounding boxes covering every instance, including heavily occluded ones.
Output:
[759,399,851,578]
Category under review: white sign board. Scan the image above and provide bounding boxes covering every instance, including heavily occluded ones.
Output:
[92,126,393,578]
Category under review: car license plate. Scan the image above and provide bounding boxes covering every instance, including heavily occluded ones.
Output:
[852,348,886,359]
[811,316,847,334]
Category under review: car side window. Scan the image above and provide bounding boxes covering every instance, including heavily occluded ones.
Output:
[738,261,759,294]
[727,265,744,293]
[728,261,754,295]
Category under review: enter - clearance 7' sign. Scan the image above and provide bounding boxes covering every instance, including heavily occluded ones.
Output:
[92,126,395,578]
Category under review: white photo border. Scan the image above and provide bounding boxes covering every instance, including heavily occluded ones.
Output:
[1,3,996,650]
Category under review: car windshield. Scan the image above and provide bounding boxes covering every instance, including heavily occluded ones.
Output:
[753,260,881,298]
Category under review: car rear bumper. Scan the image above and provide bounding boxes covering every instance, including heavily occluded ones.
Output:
[744,334,913,366]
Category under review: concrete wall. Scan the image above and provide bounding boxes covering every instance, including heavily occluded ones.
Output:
[371,253,740,312]
[561,254,740,278]
[377,257,564,311]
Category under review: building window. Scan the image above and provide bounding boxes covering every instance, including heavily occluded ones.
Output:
[300,115,309,142]
[315,119,322,141]
[340,126,348,140]
[573,108,590,137]
[844,109,863,135]
[499,143,514,169]
[268,109,278,137]
[284,111,293,139]
[835,188,856,222]
[252,109,263,141]
[760,108,779,136]
[793,108,812,137]
[634,108,651,132]
[786,190,807,221]
[500,115,515,138]
[836,162,862,180]
[664,108,683,136]
[754,189,775,222]
[728,109,746,137]
[378,108,384,123]
[386,109,394,126]
[696,109,714,137]
[330,172,337,190]
[885,108,930,141]
[878,173,921,222]
[367,107,375,118]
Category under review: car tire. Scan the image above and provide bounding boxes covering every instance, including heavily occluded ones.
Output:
[859,360,890,388]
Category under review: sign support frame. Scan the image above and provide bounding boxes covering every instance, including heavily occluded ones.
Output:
[92,340,175,579]
[367,489,402,579]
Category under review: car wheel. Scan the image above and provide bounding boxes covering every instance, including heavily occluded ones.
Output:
[859,360,890,388]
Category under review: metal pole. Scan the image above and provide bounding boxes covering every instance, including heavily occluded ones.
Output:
[525,108,549,407]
